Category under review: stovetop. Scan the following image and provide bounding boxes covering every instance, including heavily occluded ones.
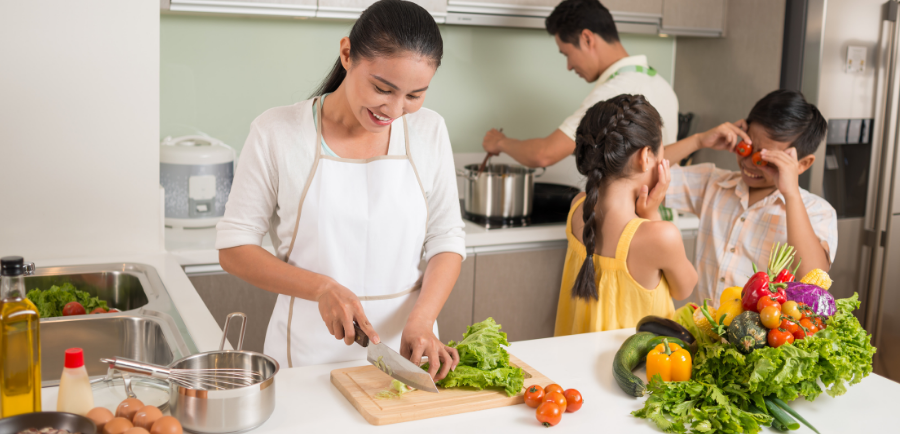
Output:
[462,210,568,230]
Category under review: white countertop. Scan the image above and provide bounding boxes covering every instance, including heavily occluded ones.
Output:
[40,328,898,433]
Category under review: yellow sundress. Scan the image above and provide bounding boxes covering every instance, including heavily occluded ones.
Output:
[554,196,676,336]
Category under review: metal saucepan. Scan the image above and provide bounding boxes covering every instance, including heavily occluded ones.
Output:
[103,313,279,434]
[457,163,545,218]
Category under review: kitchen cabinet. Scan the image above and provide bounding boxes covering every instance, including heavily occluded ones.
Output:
[603,0,663,15]
[661,0,726,37]
[166,0,317,17]
[472,243,568,342]
[317,0,446,20]
[188,272,278,353]
[436,255,475,343]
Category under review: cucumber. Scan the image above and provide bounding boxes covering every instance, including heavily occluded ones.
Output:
[613,332,658,397]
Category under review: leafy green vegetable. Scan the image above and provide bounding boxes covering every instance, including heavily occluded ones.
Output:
[424,317,524,397]
[26,282,108,318]
[634,294,876,433]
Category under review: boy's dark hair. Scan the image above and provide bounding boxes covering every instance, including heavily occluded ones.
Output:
[545,0,619,47]
[571,94,663,300]
[746,90,827,158]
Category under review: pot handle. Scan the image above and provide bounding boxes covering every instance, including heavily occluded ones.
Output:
[220,312,248,351]
[534,167,546,178]
[101,357,171,381]
[456,168,477,181]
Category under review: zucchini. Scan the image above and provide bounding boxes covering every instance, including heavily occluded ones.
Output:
[613,332,657,397]
[636,316,696,345]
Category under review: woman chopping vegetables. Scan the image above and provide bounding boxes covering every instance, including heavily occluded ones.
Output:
[216,0,464,380]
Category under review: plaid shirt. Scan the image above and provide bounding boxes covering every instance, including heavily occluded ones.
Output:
[666,163,838,304]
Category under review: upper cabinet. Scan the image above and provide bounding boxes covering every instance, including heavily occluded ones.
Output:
[445,0,661,34]
[166,0,317,17]
[317,0,446,20]
[661,0,727,37]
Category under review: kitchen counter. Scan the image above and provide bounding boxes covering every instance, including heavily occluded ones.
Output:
[40,328,899,433]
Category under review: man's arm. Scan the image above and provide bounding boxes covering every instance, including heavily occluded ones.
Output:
[482,129,574,168]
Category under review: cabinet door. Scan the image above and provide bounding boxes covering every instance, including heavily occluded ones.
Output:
[318,0,447,19]
[437,257,475,343]
[168,0,317,17]
[473,244,567,342]
[188,272,278,353]
[662,0,726,37]
[603,0,663,15]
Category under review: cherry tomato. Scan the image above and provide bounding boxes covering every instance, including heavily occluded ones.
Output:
[760,306,782,329]
[752,152,767,166]
[543,391,567,413]
[735,142,752,157]
[768,328,794,348]
[62,301,86,316]
[757,296,781,313]
[800,318,819,335]
[536,401,562,427]
[108,308,120,313]
[90,307,108,314]
[544,384,564,396]
[813,316,826,330]
[563,389,583,413]
[793,328,808,340]
[780,318,800,335]
[782,301,802,322]
[524,385,544,408]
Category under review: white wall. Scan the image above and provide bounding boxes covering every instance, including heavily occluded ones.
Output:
[0,1,161,260]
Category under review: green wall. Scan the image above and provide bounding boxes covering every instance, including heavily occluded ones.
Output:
[161,15,675,154]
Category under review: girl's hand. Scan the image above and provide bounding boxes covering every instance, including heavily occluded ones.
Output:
[636,160,671,220]
[317,278,380,346]
[401,319,460,381]
[697,120,751,152]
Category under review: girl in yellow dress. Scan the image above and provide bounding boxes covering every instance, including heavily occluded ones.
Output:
[555,94,697,336]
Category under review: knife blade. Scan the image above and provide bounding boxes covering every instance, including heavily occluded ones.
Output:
[353,322,439,393]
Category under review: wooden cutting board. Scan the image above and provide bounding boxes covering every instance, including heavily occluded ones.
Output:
[331,355,554,425]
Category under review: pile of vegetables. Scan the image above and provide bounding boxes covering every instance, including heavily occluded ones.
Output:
[615,242,876,433]
[26,282,114,318]
[422,317,525,397]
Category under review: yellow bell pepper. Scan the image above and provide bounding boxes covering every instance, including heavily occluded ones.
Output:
[646,338,692,382]
[718,286,744,326]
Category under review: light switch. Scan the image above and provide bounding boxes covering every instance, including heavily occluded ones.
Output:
[847,46,867,73]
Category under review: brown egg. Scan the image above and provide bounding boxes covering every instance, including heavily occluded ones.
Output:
[132,405,163,430]
[103,417,134,434]
[86,407,115,430]
[124,428,150,434]
[149,416,183,434]
[116,398,145,420]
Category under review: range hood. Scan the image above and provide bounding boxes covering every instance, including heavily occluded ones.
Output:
[444,1,661,34]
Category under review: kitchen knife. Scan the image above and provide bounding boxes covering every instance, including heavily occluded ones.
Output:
[353,322,439,393]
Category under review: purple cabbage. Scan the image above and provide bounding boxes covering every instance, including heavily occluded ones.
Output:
[784,282,836,317]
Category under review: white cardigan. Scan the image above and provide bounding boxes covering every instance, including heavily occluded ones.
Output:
[215,98,467,262]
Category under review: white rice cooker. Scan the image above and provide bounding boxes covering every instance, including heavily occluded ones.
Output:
[160,135,235,229]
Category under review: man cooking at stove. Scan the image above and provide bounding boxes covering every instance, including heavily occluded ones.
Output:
[481,0,679,168]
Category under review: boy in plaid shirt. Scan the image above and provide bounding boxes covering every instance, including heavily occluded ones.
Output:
[659,90,835,303]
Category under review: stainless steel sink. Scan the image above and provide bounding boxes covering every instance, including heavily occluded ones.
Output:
[25,263,199,386]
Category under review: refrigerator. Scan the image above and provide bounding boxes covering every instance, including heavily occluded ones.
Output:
[793,0,900,382]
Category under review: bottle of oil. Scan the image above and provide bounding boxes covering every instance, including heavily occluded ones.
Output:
[0,256,41,417]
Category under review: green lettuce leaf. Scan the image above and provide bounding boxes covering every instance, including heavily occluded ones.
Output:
[25,282,109,318]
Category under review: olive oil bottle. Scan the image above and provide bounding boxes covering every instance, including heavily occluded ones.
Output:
[0,256,41,417]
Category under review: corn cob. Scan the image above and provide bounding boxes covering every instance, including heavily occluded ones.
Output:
[692,300,721,340]
[800,268,832,291]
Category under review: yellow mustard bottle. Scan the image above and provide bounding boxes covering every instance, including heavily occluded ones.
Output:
[0,256,41,417]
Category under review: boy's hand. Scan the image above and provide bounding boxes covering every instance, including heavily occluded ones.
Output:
[759,148,802,200]
[697,120,751,152]
[636,160,671,221]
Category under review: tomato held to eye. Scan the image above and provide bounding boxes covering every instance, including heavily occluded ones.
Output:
[757,296,782,313]
[768,328,794,348]
[735,142,753,157]
[544,384,564,396]
[563,389,583,413]
[524,385,544,408]
[752,152,767,166]
[536,402,562,427]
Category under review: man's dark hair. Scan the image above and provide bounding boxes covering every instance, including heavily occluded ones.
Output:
[545,0,619,47]
[746,90,827,158]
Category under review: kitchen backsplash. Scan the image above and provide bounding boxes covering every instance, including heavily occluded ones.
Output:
[161,14,675,155]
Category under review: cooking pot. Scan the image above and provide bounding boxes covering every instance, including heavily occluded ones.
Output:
[103,313,278,434]
[457,163,545,218]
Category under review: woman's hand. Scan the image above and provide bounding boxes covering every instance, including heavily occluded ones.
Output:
[636,160,671,220]
[316,278,380,346]
[400,318,459,381]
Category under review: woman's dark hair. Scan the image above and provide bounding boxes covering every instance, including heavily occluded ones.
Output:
[545,0,619,47]
[746,89,827,158]
[312,0,443,97]
[571,94,663,300]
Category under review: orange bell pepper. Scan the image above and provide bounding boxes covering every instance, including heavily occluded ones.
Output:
[646,338,692,382]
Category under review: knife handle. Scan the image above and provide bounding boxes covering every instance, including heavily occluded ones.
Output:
[353,321,370,347]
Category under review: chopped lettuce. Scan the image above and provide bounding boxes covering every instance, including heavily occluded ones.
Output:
[424,317,525,397]
[26,282,108,318]
[634,294,876,433]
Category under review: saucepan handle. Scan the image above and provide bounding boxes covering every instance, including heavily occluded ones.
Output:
[456,168,477,182]
[534,167,546,178]
[101,357,171,381]
[221,312,248,351]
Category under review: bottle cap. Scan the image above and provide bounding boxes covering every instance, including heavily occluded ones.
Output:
[64,348,84,368]
[1,256,25,276]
